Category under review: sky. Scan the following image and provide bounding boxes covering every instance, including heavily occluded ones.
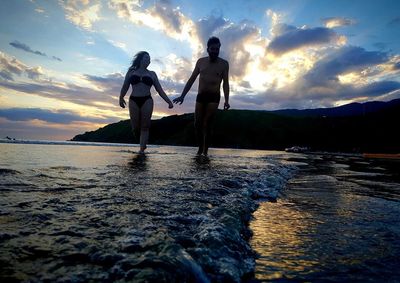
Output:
[0,0,400,140]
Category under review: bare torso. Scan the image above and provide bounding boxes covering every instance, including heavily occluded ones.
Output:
[197,57,229,94]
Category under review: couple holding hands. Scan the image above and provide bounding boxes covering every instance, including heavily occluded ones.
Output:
[119,37,230,156]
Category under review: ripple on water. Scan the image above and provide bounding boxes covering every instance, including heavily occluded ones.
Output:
[0,145,299,282]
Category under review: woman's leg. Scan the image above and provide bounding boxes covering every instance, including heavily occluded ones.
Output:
[129,99,141,142]
[202,102,219,156]
[139,98,154,153]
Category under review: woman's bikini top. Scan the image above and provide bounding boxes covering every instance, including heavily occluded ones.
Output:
[131,74,153,86]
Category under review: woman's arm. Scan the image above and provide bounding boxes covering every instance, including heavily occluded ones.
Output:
[119,71,131,108]
[152,71,173,108]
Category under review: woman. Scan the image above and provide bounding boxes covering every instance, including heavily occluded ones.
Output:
[119,51,173,154]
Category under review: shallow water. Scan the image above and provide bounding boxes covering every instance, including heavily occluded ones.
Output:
[0,143,295,282]
[250,154,400,282]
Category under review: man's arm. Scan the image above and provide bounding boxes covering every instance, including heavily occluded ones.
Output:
[223,61,230,110]
[173,60,200,104]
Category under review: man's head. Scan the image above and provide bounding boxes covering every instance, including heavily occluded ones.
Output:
[207,37,221,62]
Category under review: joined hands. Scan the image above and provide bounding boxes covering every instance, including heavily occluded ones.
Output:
[173,96,184,105]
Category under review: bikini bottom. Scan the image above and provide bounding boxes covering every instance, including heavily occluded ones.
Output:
[130,95,152,108]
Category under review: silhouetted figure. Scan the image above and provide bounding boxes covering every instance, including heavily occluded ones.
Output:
[173,37,230,156]
[119,51,173,154]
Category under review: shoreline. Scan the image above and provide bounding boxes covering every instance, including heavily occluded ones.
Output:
[2,139,399,158]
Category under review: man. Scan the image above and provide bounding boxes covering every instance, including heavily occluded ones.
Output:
[173,36,230,156]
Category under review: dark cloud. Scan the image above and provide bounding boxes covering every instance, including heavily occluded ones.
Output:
[304,46,388,86]
[268,27,339,55]
[393,62,400,70]
[360,81,400,97]
[83,73,124,96]
[9,41,47,56]
[0,108,112,124]
[0,79,114,109]
[9,41,62,61]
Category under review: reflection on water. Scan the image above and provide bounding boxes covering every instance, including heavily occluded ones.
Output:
[128,153,148,170]
[251,155,400,282]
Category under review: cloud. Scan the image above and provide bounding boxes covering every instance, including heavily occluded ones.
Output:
[109,0,201,52]
[25,66,44,80]
[59,0,101,30]
[9,41,62,61]
[104,4,399,111]
[304,46,389,86]
[232,78,400,110]
[9,41,46,56]
[267,26,343,55]
[52,56,62,62]
[322,17,356,28]
[0,51,38,81]
[0,53,119,108]
[0,52,178,117]
[195,15,230,45]
[195,17,265,78]
[109,2,265,78]
[0,108,112,124]
[230,44,400,110]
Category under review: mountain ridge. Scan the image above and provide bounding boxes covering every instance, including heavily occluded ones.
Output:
[72,98,400,153]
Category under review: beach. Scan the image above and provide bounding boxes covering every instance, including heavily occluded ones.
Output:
[0,142,399,282]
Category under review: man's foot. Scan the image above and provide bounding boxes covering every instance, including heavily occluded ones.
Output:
[139,145,147,154]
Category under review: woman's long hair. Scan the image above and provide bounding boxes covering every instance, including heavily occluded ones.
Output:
[128,51,149,71]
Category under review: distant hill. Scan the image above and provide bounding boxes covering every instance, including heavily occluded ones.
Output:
[271,98,400,117]
[72,99,400,153]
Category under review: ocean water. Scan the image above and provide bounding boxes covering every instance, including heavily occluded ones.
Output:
[1,142,399,282]
[251,154,400,282]
[0,142,296,282]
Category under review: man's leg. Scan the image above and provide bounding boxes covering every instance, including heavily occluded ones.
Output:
[202,102,219,156]
[194,102,206,155]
